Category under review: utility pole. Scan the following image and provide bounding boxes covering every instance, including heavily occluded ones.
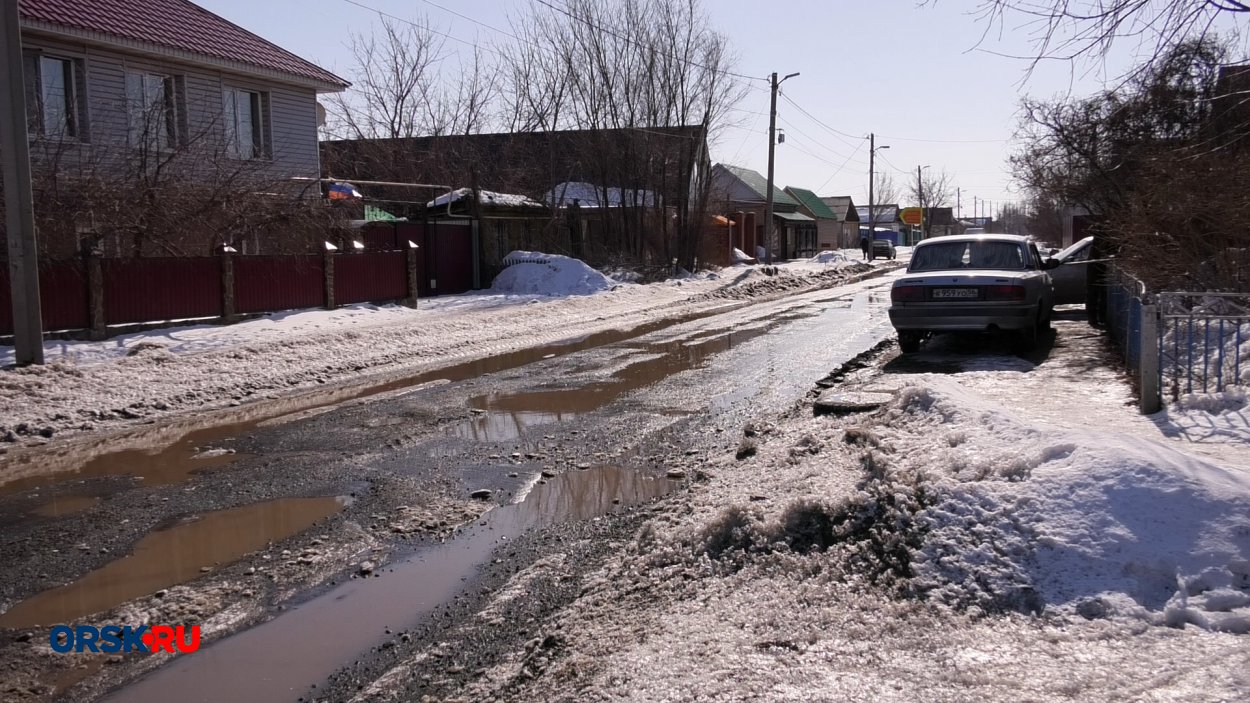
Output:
[916,165,925,242]
[1,0,44,365]
[866,133,888,259]
[956,187,961,220]
[764,71,798,265]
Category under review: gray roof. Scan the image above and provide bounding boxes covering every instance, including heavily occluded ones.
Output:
[774,211,815,222]
[855,204,898,223]
[821,196,858,222]
[716,164,798,207]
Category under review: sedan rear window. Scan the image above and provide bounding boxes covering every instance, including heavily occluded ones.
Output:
[910,241,1027,272]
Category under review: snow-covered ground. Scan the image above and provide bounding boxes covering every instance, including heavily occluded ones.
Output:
[0,252,876,448]
[448,321,1250,702]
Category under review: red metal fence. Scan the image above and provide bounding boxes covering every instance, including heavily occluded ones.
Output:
[103,257,222,325]
[235,255,324,314]
[0,261,90,333]
[336,251,407,305]
[1,223,480,337]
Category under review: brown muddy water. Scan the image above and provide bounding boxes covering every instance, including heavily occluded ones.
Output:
[0,496,348,629]
[107,466,678,703]
[453,321,786,442]
[0,307,745,502]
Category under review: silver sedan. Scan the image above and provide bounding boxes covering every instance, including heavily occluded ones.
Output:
[888,234,1056,353]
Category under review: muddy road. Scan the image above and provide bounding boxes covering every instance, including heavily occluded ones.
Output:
[0,272,897,702]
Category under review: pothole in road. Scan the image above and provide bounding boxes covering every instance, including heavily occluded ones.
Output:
[0,495,349,629]
[108,466,678,703]
[0,309,746,502]
[453,324,779,442]
[31,494,102,517]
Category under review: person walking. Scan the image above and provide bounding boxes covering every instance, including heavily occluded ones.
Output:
[860,236,870,260]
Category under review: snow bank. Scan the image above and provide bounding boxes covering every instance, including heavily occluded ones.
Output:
[491,251,614,297]
[808,250,848,264]
[882,378,1250,632]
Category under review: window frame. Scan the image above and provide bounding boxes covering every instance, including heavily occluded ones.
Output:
[126,70,181,152]
[23,52,86,141]
[222,86,270,160]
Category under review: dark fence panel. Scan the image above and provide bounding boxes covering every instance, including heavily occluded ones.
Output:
[0,266,11,335]
[40,260,90,331]
[0,261,90,334]
[433,223,474,294]
[335,251,407,305]
[235,255,324,314]
[103,257,222,325]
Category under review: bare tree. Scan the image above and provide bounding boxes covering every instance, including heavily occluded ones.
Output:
[1012,37,1250,290]
[910,168,954,208]
[873,172,900,206]
[325,17,499,140]
[500,0,745,269]
[958,0,1249,79]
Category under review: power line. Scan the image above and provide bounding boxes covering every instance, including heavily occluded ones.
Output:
[874,133,1009,144]
[416,0,520,41]
[777,94,864,149]
[342,0,507,57]
[816,139,867,193]
[777,115,867,166]
[780,92,1011,146]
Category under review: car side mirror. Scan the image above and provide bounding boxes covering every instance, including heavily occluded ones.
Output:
[1042,258,1061,270]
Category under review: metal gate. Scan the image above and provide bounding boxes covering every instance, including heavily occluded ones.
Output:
[1158,292,1250,399]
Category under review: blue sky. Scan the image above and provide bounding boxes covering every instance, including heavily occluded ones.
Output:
[198,0,1244,217]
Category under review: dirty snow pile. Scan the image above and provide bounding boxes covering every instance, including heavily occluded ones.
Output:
[459,371,1250,701]
[490,251,615,297]
[808,250,848,264]
[879,377,1250,632]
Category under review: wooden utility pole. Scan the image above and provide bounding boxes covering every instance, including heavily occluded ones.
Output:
[867,133,875,259]
[916,165,925,242]
[764,71,798,265]
[1,0,44,364]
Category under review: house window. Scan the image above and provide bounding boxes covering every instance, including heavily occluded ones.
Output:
[223,88,268,159]
[23,54,83,139]
[126,71,178,151]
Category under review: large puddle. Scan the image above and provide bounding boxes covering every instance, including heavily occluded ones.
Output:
[453,322,781,442]
[0,496,348,629]
[109,466,677,703]
[0,308,745,500]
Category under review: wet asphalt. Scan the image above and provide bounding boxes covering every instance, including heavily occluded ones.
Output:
[0,272,899,702]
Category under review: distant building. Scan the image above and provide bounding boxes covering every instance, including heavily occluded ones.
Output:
[820,196,860,249]
[710,164,813,260]
[785,186,838,254]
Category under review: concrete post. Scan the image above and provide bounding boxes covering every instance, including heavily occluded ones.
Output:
[220,251,236,323]
[323,251,336,310]
[85,250,106,341]
[405,244,419,308]
[1139,304,1161,414]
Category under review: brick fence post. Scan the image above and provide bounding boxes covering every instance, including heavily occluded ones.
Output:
[85,249,106,341]
[405,244,419,308]
[220,249,236,323]
[323,250,336,310]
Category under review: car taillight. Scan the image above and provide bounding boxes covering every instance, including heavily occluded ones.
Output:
[891,285,926,302]
[984,284,1026,301]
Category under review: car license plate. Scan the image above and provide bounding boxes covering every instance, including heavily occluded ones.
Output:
[931,288,978,299]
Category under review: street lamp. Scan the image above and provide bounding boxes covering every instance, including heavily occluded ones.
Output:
[866,136,888,260]
[764,71,799,264]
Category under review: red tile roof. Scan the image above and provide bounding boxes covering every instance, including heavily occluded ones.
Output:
[19,0,348,89]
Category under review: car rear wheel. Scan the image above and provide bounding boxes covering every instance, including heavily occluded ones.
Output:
[898,331,923,353]
[1014,313,1041,352]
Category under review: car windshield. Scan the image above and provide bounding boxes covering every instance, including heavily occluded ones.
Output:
[909,240,1026,272]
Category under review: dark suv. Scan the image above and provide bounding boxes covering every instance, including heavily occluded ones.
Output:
[871,238,896,260]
